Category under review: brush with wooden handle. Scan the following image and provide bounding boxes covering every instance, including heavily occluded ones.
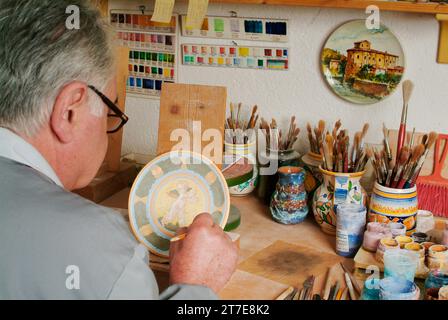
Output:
[396,80,414,158]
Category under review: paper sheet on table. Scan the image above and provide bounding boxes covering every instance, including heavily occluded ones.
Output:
[151,0,175,23]
[185,0,209,30]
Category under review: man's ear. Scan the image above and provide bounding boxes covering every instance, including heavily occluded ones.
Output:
[50,82,88,144]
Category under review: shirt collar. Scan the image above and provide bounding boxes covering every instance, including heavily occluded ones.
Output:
[0,128,63,187]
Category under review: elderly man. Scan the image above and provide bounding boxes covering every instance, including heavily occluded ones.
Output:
[0,0,238,299]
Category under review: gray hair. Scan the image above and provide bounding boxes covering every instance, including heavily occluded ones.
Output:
[0,0,116,137]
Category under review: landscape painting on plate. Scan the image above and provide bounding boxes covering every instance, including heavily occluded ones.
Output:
[322,20,405,104]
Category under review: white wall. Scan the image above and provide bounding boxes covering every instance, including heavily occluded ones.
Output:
[110,0,448,157]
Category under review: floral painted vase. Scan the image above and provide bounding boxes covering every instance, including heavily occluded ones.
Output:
[270,166,308,225]
[312,166,367,235]
[368,182,418,235]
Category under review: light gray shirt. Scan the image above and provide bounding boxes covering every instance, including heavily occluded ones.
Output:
[0,128,217,300]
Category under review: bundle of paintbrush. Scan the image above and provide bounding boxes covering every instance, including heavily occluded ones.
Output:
[321,120,370,173]
[225,103,259,144]
[260,116,300,151]
[307,120,326,154]
[368,125,438,189]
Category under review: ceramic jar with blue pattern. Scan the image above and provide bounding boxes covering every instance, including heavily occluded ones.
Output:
[270,166,308,224]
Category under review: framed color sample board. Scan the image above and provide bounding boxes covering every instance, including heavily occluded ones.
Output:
[110,10,179,99]
[157,83,227,169]
[182,44,289,70]
[181,15,288,42]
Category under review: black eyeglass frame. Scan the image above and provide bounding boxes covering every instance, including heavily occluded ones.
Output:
[88,85,129,134]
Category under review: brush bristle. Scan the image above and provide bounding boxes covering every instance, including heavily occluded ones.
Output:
[402,80,415,103]
[427,132,438,149]
[399,146,410,164]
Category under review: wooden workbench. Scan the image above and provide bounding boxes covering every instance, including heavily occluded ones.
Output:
[101,189,359,300]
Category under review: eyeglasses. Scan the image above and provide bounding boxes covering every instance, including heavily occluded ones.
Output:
[88,85,129,134]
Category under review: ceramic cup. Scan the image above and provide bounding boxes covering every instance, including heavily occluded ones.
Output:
[379,277,420,300]
[395,235,414,249]
[411,232,430,244]
[416,210,435,234]
[428,245,448,271]
[422,242,436,255]
[384,249,419,282]
[443,222,448,246]
[405,242,429,277]
[363,222,392,252]
[388,222,407,238]
[376,238,399,263]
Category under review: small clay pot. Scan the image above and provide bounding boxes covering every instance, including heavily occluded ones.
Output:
[363,222,392,252]
[376,238,399,263]
[428,245,448,271]
[411,232,430,244]
[443,224,448,246]
[389,222,407,238]
[396,235,414,249]
[422,242,436,255]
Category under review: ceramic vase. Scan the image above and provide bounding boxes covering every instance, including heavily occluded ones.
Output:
[312,166,367,235]
[224,141,258,196]
[301,151,324,193]
[368,182,418,235]
[270,166,308,225]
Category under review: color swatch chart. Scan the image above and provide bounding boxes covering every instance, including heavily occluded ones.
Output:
[110,10,178,98]
[181,15,288,42]
[182,44,289,71]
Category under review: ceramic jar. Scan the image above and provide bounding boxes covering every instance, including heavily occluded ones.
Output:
[424,270,448,300]
[362,222,392,252]
[379,278,420,300]
[416,210,435,234]
[443,223,448,246]
[301,152,323,193]
[395,235,414,249]
[376,238,399,263]
[428,245,448,271]
[388,222,407,238]
[368,182,418,235]
[258,148,300,204]
[270,166,308,225]
[224,141,258,196]
[312,166,367,235]
[411,232,430,244]
[405,242,429,277]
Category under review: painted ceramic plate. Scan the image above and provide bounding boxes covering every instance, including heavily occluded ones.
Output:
[321,20,405,104]
[128,151,230,257]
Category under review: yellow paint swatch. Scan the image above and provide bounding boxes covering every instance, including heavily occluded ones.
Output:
[163,68,170,78]
[217,57,224,65]
[186,0,209,30]
[151,0,175,23]
[239,47,250,57]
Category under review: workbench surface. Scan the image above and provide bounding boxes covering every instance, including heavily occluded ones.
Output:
[102,188,359,300]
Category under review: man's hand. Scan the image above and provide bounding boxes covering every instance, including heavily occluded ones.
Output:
[169,213,239,294]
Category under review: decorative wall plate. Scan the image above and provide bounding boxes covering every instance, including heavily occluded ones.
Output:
[128,151,230,257]
[321,20,405,104]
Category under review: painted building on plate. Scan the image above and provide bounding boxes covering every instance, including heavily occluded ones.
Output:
[343,40,402,81]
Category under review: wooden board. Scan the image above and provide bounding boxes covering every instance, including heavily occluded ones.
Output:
[219,270,289,300]
[104,46,129,172]
[157,83,227,168]
[389,129,448,178]
[238,240,345,288]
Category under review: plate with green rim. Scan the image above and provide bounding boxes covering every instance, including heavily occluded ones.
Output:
[128,151,230,258]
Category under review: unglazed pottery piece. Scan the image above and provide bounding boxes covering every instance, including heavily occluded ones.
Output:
[362,222,392,252]
[368,182,418,235]
[312,166,366,235]
[270,166,308,225]
[376,238,399,263]
[128,151,230,257]
[322,20,405,105]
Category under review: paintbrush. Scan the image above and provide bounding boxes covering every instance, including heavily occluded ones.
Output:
[344,272,357,300]
[325,133,334,171]
[407,132,438,187]
[397,80,414,158]
[397,144,425,189]
[391,146,410,188]
[322,267,333,300]
[331,281,341,300]
[307,123,317,153]
[340,287,349,300]
[340,262,362,295]
[276,287,295,300]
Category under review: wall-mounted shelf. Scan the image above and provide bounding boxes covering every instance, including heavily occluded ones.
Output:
[94,0,448,63]
[211,0,448,14]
